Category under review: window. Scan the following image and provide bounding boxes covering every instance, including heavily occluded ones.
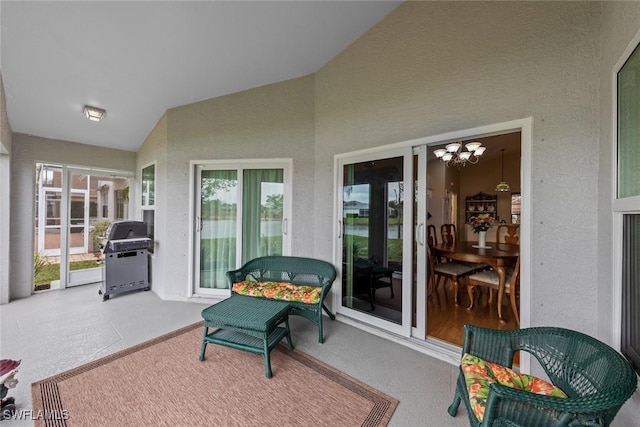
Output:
[616,40,640,375]
[115,189,126,221]
[141,164,155,253]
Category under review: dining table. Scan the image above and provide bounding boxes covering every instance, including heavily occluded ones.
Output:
[429,241,519,323]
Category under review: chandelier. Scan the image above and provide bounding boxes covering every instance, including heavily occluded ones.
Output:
[433,141,486,168]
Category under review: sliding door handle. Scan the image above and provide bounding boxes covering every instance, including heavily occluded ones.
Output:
[416,223,425,246]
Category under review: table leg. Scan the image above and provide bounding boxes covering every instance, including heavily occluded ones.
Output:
[199,326,209,361]
[263,336,272,378]
[284,316,294,350]
[496,267,506,323]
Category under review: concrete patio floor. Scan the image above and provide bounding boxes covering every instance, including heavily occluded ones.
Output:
[0,283,637,426]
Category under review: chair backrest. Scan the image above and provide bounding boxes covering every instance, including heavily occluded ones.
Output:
[227,256,337,287]
[440,224,456,244]
[496,224,520,245]
[427,224,438,247]
[468,255,520,292]
[461,324,638,427]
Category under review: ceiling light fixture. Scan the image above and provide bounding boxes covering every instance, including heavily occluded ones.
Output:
[83,105,106,122]
[495,148,511,192]
[433,141,486,168]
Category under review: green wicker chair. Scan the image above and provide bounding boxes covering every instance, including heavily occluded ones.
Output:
[227,256,337,343]
[448,324,638,427]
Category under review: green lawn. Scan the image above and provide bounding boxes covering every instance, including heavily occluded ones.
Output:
[344,234,402,263]
[35,260,101,285]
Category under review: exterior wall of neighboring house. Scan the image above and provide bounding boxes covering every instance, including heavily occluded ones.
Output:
[0,73,12,304]
[314,1,601,335]
[137,75,316,300]
[9,134,135,300]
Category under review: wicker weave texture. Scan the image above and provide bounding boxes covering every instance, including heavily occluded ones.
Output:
[448,324,638,427]
[226,256,338,343]
[201,295,290,332]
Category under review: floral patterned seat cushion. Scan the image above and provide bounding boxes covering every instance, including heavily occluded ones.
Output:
[232,281,322,304]
[461,353,568,422]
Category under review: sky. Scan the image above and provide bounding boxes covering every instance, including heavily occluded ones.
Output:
[344,183,402,205]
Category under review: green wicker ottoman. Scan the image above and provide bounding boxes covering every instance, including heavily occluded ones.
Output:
[199,295,294,378]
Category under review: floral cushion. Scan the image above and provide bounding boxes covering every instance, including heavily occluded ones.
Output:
[232,281,322,304]
[461,353,567,422]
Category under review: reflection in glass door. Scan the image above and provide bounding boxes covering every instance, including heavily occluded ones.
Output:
[196,168,239,291]
[194,162,290,296]
[338,149,413,336]
[34,164,132,290]
[66,169,130,287]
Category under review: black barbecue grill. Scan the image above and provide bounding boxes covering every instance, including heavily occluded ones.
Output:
[99,221,153,301]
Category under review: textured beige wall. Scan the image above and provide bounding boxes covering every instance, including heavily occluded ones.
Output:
[9,134,136,299]
[149,75,315,300]
[314,1,601,334]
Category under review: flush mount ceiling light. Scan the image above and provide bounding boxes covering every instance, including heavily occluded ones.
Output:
[83,105,106,122]
[433,141,486,168]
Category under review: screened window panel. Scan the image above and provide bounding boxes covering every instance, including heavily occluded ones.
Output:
[621,214,640,374]
[617,43,640,198]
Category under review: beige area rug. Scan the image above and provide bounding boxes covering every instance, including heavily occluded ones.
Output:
[32,322,398,427]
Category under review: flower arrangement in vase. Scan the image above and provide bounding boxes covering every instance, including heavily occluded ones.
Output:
[470,213,493,233]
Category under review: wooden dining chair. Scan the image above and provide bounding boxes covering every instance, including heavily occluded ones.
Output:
[496,223,520,245]
[427,224,438,247]
[428,246,477,305]
[466,255,520,325]
[440,224,457,244]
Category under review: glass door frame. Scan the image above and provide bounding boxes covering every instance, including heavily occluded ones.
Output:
[333,146,414,337]
[331,118,531,369]
[413,145,428,339]
[189,159,293,298]
[53,165,135,290]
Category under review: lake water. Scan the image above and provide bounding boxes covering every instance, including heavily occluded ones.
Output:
[345,223,402,239]
[202,220,403,239]
[201,219,281,237]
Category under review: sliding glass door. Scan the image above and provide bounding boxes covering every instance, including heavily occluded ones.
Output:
[336,148,414,336]
[193,160,291,296]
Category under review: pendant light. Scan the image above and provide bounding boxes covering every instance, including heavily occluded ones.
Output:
[495,148,511,192]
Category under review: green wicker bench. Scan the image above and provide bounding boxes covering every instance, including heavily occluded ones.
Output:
[448,324,638,427]
[227,256,337,343]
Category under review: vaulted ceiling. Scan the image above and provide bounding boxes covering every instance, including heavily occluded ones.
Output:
[1,1,401,151]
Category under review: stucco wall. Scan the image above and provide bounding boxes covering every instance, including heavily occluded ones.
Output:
[598,1,640,422]
[314,1,601,334]
[148,75,315,300]
[9,134,136,299]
